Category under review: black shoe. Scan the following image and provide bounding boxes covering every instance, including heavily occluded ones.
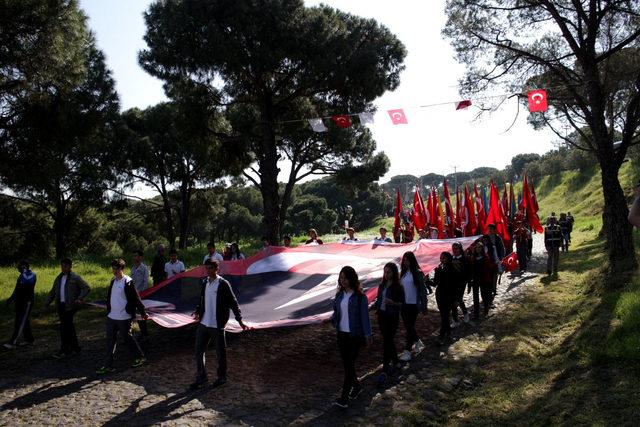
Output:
[52,351,66,359]
[189,379,208,390]
[348,384,363,400]
[333,397,349,409]
[211,377,227,387]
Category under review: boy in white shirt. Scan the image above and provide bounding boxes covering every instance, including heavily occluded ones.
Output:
[165,249,186,279]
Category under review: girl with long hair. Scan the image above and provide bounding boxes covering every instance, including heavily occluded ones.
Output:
[434,251,456,345]
[331,266,372,408]
[399,251,428,361]
[373,262,405,383]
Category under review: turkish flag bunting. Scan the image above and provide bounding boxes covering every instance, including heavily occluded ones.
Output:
[388,109,408,125]
[455,100,472,110]
[528,89,548,112]
[331,115,352,128]
[502,252,519,272]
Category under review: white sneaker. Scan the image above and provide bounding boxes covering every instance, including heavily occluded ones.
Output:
[3,343,16,350]
[414,339,425,353]
[463,313,470,323]
[450,321,459,328]
[399,350,412,362]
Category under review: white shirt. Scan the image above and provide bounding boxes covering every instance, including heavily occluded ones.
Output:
[165,260,185,279]
[108,276,131,321]
[230,253,245,260]
[201,277,220,328]
[60,275,67,303]
[401,272,417,304]
[203,252,224,264]
[338,290,353,333]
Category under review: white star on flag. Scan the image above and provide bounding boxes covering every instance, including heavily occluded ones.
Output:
[308,118,327,132]
[358,112,375,125]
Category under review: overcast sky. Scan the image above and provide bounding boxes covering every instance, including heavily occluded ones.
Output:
[79,0,557,188]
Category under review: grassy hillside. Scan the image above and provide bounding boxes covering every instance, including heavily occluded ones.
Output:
[435,162,640,425]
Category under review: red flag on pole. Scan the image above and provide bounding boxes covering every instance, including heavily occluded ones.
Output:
[522,175,543,233]
[393,189,402,241]
[464,184,477,236]
[443,180,455,238]
[501,184,509,216]
[455,188,462,230]
[530,178,539,213]
[434,188,445,239]
[484,180,511,248]
[413,188,427,232]
[502,252,519,272]
[427,188,435,229]
[474,182,486,229]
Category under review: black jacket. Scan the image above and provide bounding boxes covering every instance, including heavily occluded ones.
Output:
[151,254,166,281]
[434,264,457,306]
[195,276,242,329]
[9,270,36,304]
[451,255,471,289]
[373,283,405,316]
[106,277,147,319]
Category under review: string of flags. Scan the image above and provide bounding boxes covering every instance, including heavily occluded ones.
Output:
[305,89,548,132]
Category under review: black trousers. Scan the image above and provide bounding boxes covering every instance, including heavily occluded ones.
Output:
[472,282,492,319]
[401,304,420,351]
[377,311,399,372]
[57,303,80,353]
[195,323,227,382]
[436,298,451,339]
[10,300,34,345]
[516,242,528,271]
[104,317,144,367]
[452,284,468,320]
[337,331,360,399]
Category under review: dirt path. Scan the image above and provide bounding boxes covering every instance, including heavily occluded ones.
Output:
[0,236,546,426]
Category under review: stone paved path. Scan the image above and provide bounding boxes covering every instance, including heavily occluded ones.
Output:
[0,236,546,426]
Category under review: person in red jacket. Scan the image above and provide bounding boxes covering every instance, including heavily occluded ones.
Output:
[469,243,494,320]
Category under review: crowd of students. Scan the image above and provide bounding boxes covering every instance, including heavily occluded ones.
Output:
[5,211,566,409]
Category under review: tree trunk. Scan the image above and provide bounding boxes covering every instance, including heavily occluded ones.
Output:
[599,155,637,277]
[54,205,66,259]
[258,98,281,245]
[178,180,192,249]
[161,194,176,249]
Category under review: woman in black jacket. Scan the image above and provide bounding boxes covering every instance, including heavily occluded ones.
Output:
[399,251,428,361]
[373,262,405,382]
[434,252,456,345]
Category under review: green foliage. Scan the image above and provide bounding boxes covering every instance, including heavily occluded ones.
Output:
[0,30,121,258]
[284,195,337,235]
[139,0,405,242]
[510,153,541,178]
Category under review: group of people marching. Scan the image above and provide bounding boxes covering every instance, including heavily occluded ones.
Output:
[5,210,557,410]
[543,211,574,275]
[330,222,516,408]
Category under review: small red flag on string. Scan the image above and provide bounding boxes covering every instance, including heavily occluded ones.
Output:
[455,100,472,110]
[387,109,408,125]
[528,89,548,112]
[331,115,352,128]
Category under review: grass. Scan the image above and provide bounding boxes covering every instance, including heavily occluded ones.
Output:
[432,163,640,425]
